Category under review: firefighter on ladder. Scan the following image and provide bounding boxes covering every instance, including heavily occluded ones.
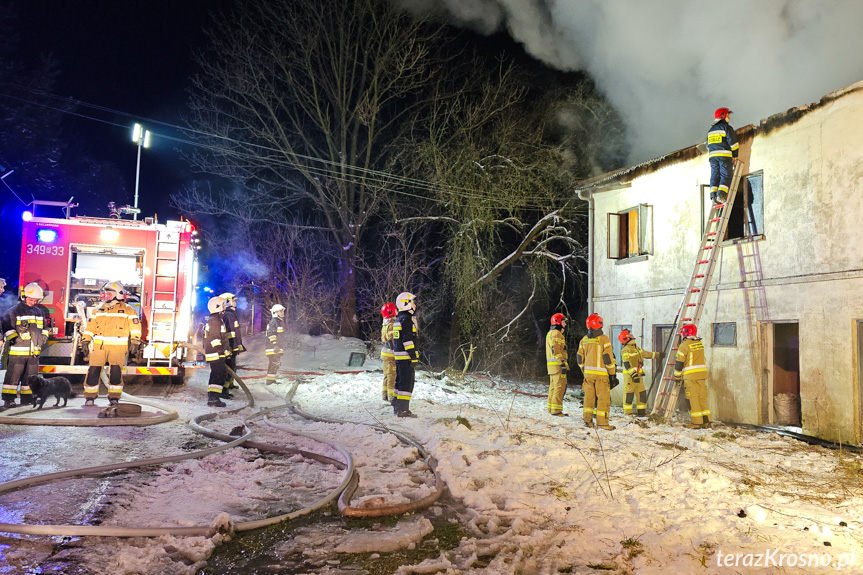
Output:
[707,107,739,204]
[545,313,569,416]
[2,282,48,408]
[619,329,659,417]
[203,296,230,407]
[674,324,711,429]
[266,304,286,383]
[380,302,397,402]
[577,313,618,430]
[81,282,141,406]
[392,292,419,418]
[219,292,244,399]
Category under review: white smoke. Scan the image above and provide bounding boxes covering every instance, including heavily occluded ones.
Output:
[397,0,863,162]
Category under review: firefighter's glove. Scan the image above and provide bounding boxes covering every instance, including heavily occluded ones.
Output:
[237,345,245,353]
[609,375,620,389]
[21,332,31,341]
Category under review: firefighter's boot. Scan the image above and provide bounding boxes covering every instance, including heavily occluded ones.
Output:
[684,423,703,429]
[19,395,33,406]
[396,410,417,418]
[84,398,97,407]
[207,392,226,408]
[2,399,17,410]
[108,398,120,406]
[597,424,616,431]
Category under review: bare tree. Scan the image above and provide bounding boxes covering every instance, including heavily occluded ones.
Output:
[183,0,449,337]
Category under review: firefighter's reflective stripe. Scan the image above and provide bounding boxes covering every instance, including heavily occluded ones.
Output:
[577,335,616,377]
[381,321,395,359]
[582,365,608,376]
[107,384,124,395]
[545,329,567,374]
[205,353,221,361]
[93,336,131,344]
[210,339,223,347]
[9,349,39,356]
[265,348,281,356]
[683,364,708,375]
[277,327,284,333]
[394,389,412,401]
[4,329,15,339]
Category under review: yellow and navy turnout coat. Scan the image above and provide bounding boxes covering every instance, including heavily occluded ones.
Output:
[393,310,419,362]
[4,302,49,356]
[706,119,739,159]
[204,312,230,362]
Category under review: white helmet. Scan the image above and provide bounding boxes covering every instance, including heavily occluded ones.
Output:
[100,281,126,302]
[22,282,44,301]
[271,304,286,317]
[219,292,236,308]
[208,296,225,314]
[396,292,416,313]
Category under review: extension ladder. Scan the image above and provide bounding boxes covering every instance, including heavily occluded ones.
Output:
[147,229,182,368]
[650,162,744,418]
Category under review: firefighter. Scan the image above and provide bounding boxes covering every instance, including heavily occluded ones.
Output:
[380,302,397,402]
[707,107,740,204]
[219,292,244,398]
[619,329,660,417]
[2,283,48,408]
[576,313,618,430]
[545,313,569,416]
[266,304,286,383]
[674,324,711,429]
[204,296,231,407]
[392,292,419,418]
[81,282,141,407]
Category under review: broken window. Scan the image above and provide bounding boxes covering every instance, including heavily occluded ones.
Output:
[725,171,764,240]
[607,204,653,260]
[712,322,737,347]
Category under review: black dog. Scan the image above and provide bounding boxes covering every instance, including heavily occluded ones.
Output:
[26,375,76,410]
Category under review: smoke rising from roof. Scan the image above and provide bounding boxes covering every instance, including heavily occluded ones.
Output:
[398,0,863,162]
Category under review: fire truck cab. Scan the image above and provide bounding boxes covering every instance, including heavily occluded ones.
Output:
[17,212,198,380]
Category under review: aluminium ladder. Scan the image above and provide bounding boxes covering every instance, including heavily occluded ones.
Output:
[147,229,182,368]
[650,162,744,418]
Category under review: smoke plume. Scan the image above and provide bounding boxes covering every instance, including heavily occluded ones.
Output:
[398,0,863,162]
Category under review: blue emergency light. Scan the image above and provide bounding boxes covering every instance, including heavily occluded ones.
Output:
[37,229,58,243]
[22,211,32,221]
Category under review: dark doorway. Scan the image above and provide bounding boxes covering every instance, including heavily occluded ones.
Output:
[772,323,800,427]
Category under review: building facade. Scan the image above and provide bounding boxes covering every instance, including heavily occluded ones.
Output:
[578,80,863,443]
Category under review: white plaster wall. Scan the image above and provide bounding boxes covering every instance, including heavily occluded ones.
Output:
[590,84,863,443]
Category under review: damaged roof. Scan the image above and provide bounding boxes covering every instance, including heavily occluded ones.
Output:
[575,79,863,194]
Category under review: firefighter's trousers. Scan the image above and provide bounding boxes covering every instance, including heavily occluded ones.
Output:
[684,379,711,424]
[266,352,283,383]
[623,377,648,416]
[207,359,228,400]
[547,372,567,414]
[709,157,733,195]
[382,357,396,401]
[85,345,127,399]
[582,376,611,426]
[225,353,237,388]
[2,355,37,403]
[393,360,415,414]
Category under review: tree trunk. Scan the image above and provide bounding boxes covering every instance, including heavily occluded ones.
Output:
[339,245,359,338]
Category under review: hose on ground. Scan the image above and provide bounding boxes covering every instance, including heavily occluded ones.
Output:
[0,392,178,427]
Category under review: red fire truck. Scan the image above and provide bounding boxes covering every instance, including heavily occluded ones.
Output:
[17,211,198,381]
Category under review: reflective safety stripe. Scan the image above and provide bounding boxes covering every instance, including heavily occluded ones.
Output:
[596,410,608,417]
[107,385,124,394]
[94,335,129,343]
[210,339,223,346]
[690,409,712,417]
[709,150,733,157]
[547,360,561,365]
[683,364,707,374]
[583,407,595,413]
[636,403,647,409]
[381,350,394,358]
[403,341,415,349]
[8,349,39,356]
[394,390,412,400]
[277,327,284,333]
[394,351,412,360]
[205,353,220,361]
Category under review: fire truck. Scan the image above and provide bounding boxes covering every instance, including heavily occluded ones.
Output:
[16,209,198,381]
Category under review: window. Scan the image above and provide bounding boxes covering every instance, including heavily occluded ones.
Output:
[712,322,737,347]
[607,204,653,260]
[725,172,764,240]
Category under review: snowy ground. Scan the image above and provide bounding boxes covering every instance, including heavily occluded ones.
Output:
[0,332,862,574]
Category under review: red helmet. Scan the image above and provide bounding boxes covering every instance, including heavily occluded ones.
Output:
[714,107,732,120]
[680,324,698,338]
[380,302,397,319]
[618,329,634,344]
[586,313,603,330]
[550,313,566,326]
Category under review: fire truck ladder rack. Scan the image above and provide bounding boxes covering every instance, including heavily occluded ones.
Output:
[147,230,182,368]
[650,162,744,419]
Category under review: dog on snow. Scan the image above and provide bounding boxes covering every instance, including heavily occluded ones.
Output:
[26,375,76,410]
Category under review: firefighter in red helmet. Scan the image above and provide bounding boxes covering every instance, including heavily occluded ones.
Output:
[81,281,141,407]
[577,313,618,430]
[674,324,711,428]
[380,302,397,402]
[707,107,740,204]
[545,313,569,416]
[619,329,659,417]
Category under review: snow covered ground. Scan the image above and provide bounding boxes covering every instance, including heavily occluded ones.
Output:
[1,332,862,574]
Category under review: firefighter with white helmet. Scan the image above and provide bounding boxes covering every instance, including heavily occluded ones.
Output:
[203,296,231,407]
[392,292,419,417]
[674,324,711,429]
[576,313,618,430]
[1,282,48,408]
[219,292,243,397]
[265,304,286,383]
[81,281,141,407]
[545,313,569,416]
[619,329,660,417]
[380,302,397,402]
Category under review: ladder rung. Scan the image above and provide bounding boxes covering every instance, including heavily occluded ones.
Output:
[686,303,696,306]
[703,246,713,250]
[710,217,721,222]
[690,288,701,293]
[694,274,705,278]
[706,232,717,236]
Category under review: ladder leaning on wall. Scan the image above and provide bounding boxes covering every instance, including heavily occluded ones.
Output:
[650,162,745,419]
